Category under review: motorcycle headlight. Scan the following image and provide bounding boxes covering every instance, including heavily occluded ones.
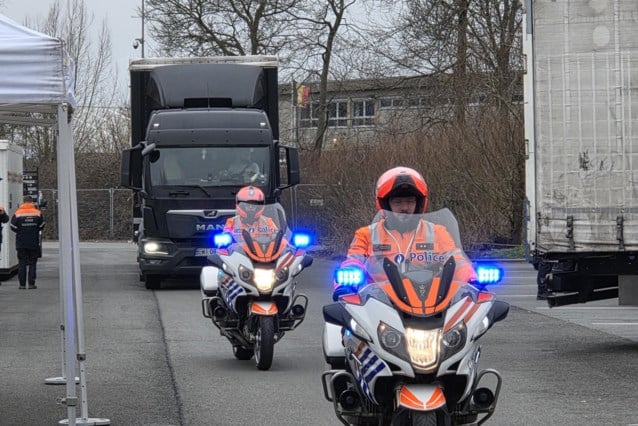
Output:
[405,327,441,370]
[254,268,275,293]
[275,267,289,283]
[378,322,410,362]
[238,264,253,282]
[441,322,467,360]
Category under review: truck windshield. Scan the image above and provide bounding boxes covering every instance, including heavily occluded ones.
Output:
[149,146,270,187]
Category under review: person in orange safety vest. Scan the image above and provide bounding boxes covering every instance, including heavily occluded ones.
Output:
[224,186,278,241]
[333,167,477,301]
[10,196,45,289]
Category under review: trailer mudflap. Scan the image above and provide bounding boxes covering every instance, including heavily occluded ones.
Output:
[547,287,619,308]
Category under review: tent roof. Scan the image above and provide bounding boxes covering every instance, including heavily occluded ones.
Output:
[0,13,76,119]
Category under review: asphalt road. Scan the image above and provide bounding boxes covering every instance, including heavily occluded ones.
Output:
[1,242,637,425]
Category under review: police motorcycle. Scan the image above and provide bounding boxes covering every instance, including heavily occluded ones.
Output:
[321,208,508,425]
[200,202,313,370]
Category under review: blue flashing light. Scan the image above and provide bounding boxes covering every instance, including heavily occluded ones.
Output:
[335,267,365,287]
[293,233,312,248]
[214,232,233,248]
[475,264,503,285]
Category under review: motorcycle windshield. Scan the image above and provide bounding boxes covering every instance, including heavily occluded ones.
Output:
[358,208,474,316]
[227,202,292,263]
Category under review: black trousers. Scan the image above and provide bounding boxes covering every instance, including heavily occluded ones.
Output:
[17,248,39,286]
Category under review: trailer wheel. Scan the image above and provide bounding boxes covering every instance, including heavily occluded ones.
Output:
[144,274,161,290]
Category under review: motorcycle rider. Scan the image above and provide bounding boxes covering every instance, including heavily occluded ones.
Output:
[224,185,278,240]
[333,166,477,300]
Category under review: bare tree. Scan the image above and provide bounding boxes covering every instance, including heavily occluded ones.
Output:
[144,0,301,56]
[286,0,357,152]
[360,0,521,124]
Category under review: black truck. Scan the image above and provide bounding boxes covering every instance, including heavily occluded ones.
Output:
[120,56,300,289]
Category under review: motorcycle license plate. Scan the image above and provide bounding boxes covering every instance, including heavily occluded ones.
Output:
[195,248,215,257]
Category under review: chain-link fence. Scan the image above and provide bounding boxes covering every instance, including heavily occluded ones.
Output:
[37,186,338,244]
[36,185,516,257]
[39,188,134,241]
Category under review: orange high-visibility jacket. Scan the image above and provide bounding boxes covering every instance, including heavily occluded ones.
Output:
[337,218,476,291]
[10,202,45,250]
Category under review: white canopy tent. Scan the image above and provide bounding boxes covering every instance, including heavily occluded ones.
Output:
[0,14,108,425]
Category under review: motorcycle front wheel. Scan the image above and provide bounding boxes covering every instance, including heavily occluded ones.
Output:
[410,411,437,426]
[254,316,275,370]
[392,409,450,426]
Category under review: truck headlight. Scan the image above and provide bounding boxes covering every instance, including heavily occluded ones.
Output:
[143,241,169,256]
[254,268,275,293]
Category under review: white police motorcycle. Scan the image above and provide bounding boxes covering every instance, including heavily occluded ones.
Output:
[322,208,508,425]
[200,203,313,370]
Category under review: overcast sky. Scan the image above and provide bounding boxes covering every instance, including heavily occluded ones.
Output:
[1,0,145,92]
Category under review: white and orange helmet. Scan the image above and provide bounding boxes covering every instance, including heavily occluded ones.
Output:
[375,167,429,213]
[236,186,265,221]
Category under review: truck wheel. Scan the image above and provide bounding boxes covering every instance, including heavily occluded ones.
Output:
[144,275,162,290]
[254,316,275,370]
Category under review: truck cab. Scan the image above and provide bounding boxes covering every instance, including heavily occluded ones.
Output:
[120,57,300,289]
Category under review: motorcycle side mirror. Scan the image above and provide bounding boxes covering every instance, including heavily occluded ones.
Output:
[490,300,510,324]
[207,253,224,270]
[301,254,313,269]
[322,303,349,327]
[473,300,510,341]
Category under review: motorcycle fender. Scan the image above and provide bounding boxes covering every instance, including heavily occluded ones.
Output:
[250,301,278,316]
[396,384,446,411]
[200,266,220,293]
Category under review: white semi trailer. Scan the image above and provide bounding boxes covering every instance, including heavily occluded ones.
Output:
[523,0,638,306]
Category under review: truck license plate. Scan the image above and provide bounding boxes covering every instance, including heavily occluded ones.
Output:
[195,248,215,257]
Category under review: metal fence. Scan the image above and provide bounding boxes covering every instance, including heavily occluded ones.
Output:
[36,186,517,256]
[36,185,338,244]
[39,188,134,241]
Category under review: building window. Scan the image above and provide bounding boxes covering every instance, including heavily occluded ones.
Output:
[328,101,348,127]
[379,98,405,109]
[352,99,375,126]
[299,101,319,128]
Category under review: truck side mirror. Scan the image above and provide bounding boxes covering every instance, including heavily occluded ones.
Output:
[285,146,300,187]
[121,145,143,190]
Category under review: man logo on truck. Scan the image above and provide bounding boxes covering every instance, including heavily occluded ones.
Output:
[196,223,225,232]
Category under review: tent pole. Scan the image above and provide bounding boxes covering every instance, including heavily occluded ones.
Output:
[56,103,78,426]
[66,105,110,425]
[56,104,111,426]
[46,134,78,386]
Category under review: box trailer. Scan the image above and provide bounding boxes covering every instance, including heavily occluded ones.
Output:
[523,0,638,306]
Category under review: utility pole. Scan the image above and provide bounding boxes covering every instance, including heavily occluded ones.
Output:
[133,0,145,58]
